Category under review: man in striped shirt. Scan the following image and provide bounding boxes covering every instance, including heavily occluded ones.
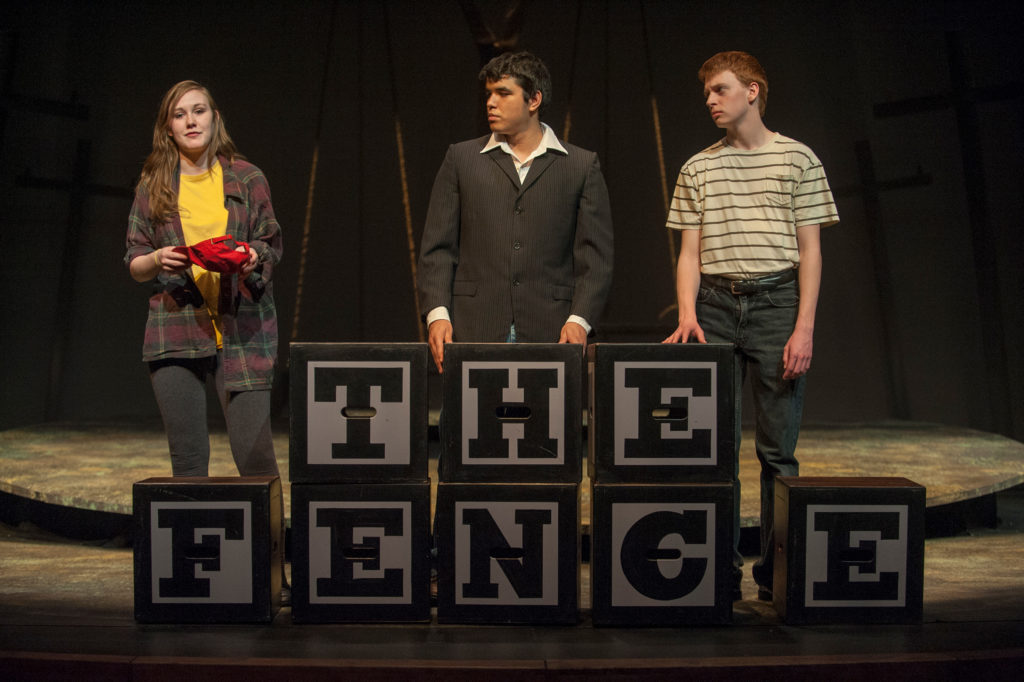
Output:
[664,51,839,602]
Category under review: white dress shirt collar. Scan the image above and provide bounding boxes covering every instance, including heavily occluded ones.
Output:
[482,122,567,182]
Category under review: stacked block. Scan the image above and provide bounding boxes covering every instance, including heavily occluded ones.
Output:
[435,343,582,624]
[288,342,431,622]
[773,476,925,624]
[133,341,931,629]
[289,343,429,482]
[588,343,736,626]
[133,476,283,623]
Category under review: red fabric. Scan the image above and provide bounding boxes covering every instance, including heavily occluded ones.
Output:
[175,235,250,273]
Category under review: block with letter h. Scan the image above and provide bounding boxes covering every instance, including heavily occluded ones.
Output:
[587,343,735,483]
[290,482,431,623]
[133,476,283,623]
[590,482,734,626]
[289,342,429,483]
[434,482,579,624]
[773,477,925,624]
[435,344,582,624]
[439,343,582,483]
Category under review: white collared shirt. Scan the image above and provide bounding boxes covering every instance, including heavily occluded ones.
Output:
[426,123,591,335]
[480,122,568,183]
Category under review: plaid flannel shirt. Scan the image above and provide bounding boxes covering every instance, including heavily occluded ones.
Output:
[124,156,283,391]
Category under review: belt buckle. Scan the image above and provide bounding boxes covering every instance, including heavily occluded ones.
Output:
[730,280,743,295]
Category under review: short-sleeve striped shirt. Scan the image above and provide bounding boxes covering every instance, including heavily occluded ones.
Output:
[665,133,839,278]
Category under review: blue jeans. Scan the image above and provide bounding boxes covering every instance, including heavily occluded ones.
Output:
[697,278,805,588]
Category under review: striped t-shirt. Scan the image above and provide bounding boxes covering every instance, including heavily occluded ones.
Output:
[665,133,839,278]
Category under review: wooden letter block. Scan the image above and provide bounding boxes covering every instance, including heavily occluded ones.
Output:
[133,476,282,623]
[591,482,734,626]
[588,343,735,483]
[289,342,429,483]
[440,343,582,483]
[774,477,925,624]
[435,483,579,624]
[290,482,431,623]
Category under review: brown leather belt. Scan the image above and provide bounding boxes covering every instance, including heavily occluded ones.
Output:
[701,269,798,295]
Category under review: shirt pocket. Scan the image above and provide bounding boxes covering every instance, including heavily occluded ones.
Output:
[765,175,796,207]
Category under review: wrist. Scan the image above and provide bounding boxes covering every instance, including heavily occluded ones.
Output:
[152,249,162,268]
[794,318,815,334]
[678,311,698,326]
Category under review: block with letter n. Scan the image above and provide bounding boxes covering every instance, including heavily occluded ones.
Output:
[290,482,431,623]
[590,482,734,626]
[440,343,582,483]
[435,482,579,624]
[289,342,429,483]
[587,343,735,483]
[774,476,925,624]
[133,476,283,623]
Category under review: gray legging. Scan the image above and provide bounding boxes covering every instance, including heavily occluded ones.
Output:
[150,355,287,589]
[149,355,278,478]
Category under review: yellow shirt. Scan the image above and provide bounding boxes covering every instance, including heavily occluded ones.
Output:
[179,162,229,347]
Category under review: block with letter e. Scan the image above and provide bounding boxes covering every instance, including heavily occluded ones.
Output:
[590,482,734,626]
[133,476,283,623]
[289,342,429,483]
[435,482,579,624]
[440,343,582,483]
[587,343,735,483]
[290,482,431,623]
[774,477,925,624]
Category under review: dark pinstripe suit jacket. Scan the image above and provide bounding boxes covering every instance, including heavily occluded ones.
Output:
[417,134,614,342]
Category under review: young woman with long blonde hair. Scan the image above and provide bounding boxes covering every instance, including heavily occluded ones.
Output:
[125,81,283,497]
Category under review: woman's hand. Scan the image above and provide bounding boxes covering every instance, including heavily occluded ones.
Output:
[130,246,189,282]
[238,244,258,276]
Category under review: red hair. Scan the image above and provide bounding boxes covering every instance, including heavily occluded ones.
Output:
[698,51,769,116]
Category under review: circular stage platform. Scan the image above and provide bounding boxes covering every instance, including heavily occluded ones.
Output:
[1,420,1022,528]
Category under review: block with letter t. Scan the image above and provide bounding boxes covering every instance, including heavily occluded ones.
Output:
[774,476,925,624]
[133,476,283,623]
[587,343,735,483]
[440,343,582,483]
[289,482,431,623]
[435,482,579,624]
[289,342,429,483]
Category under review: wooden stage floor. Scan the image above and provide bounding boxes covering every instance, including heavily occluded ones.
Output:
[1,420,1023,679]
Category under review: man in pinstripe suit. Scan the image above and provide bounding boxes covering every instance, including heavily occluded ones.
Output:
[418,52,614,373]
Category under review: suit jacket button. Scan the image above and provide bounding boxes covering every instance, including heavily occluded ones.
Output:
[513,279,520,287]
[513,241,521,250]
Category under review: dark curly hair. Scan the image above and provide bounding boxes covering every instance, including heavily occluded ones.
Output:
[479,51,552,116]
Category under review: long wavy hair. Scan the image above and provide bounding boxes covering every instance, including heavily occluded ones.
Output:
[137,80,241,223]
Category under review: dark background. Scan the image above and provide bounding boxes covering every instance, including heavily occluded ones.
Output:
[2,0,1021,442]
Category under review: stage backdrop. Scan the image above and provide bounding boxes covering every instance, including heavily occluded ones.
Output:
[1,0,1021,442]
